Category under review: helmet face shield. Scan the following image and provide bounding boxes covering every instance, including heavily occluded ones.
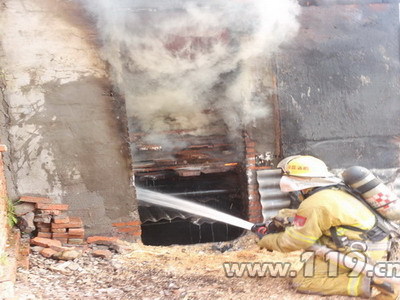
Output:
[279,175,342,192]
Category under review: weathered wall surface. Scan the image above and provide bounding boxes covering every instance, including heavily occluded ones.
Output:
[277,3,400,170]
[0,147,10,295]
[0,0,138,235]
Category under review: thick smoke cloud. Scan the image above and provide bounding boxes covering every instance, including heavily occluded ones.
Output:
[81,0,300,145]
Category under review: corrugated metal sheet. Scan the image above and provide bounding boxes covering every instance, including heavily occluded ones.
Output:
[257,169,291,221]
[393,175,400,198]
[138,203,214,224]
[257,168,400,222]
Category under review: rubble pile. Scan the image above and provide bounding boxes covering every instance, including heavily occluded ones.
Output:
[28,235,129,262]
[14,196,130,262]
[16,196,85,245]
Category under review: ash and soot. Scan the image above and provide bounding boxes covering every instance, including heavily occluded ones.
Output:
[80,0,300,146]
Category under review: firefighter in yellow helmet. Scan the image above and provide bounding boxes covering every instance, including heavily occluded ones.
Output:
[258,155,395,299]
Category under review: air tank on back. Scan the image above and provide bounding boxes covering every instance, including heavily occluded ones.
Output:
[342,166,400,220]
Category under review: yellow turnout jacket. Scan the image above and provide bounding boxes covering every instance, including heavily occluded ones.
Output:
[258,188,388,259]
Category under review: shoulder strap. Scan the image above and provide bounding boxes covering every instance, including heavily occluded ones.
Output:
[330,227,349,248]
[306,184,392,242]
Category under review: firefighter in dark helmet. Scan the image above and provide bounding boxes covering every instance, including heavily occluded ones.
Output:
[258,155,396,299]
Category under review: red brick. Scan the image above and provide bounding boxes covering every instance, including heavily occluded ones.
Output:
[52,237,68,244]
[246,151,256,156]
[248,206,262,213]
[248,195,260,203]
[20,196,52,204]
[30,237,62,248]
[69,217,83,224]
[52,233,69,239]
[248,206,262,212]
[68,228,84,235]
[39,227,51,233]
[249,217,263,224]
[112,220,141,227]
[248,217,262,223]
[40,248,58,258]
[51,223,79,229]
[248,190,260,196]
[245,141,256,148]
[249,200,261,209]
[36,203,69,211]
[87,236,118,245]
[249,190,259,198]
[53,215,70,224]
[116,226,141,234]
[37,232,52,238]
[248,210,262,217]
[51,217,83,229]
[248,216,262,222]
[248,201,262,208]
[68,234,85,239]
[126,231,141,237]
[52,228,67,233]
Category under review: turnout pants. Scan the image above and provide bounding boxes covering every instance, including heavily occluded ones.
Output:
[292,254,371,297]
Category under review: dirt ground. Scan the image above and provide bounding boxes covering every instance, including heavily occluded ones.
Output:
[14,234,358,300]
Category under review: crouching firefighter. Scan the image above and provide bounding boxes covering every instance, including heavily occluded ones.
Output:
[254,155,399,299]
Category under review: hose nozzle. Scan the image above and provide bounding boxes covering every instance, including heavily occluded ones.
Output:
[251,223,268,238]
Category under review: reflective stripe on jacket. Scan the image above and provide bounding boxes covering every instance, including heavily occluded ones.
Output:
[258,188,387,260]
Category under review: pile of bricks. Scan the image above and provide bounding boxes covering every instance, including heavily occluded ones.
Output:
[20,196,85,244]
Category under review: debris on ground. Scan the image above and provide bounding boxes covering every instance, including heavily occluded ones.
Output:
[14,234,357,300]
[16,196,85,245]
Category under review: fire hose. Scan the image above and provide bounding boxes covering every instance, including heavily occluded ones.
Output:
[137,188,400,286]
[251,219,400,287]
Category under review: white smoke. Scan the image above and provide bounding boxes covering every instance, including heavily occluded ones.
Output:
[81,0,300,143]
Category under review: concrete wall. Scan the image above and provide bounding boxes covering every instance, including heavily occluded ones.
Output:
[0,0,138,236]
[277,2,400,170]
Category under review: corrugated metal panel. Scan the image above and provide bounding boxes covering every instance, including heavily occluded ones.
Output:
[138,204,214,224]
[394,176,400,198]
[257,169,291,221]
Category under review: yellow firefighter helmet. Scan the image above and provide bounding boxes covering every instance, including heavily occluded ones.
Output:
[277,155,334,178]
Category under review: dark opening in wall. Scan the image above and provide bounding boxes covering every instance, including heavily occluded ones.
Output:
[137,170,247,246]
[141,219,243,246]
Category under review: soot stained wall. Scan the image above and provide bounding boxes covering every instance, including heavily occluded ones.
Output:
[277,3,400,168]
[0,0,138,235]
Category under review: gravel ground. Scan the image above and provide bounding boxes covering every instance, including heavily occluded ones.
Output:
[14,235,356,300]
